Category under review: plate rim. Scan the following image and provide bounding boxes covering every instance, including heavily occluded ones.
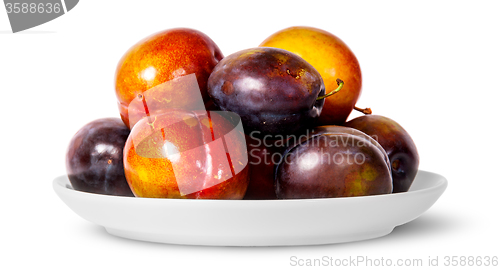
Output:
[53,170,447,204]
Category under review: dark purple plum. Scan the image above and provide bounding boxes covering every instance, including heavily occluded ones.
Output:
[275,126,392,199]
[345,115,419,193]
[66,118,133,196]
[243,135,284,200]
[207,47,326,137]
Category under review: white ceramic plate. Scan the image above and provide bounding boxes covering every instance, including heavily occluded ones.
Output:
[53,170,447,246]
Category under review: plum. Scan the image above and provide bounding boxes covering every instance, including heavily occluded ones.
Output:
[260,26,363,125]
[243,135,285,200]
[115,28,224,129]
[207,47,329,137]
[275,126,392,199]
[66,118,133,196]
[345,115,419,193]
[123,109,249,199]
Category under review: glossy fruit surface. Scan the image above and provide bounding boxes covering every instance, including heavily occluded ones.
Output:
[345,115,419,192]
[207,47,325,137]
[115,28,223,129]
[123,109,249,199]
[275,126,392,199]
[66,118,133,196]
[260,26,362,125]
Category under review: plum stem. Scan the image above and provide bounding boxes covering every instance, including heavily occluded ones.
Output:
[354,106,372,115]
[316,79,344,100]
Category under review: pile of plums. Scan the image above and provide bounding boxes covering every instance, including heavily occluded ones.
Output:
[66,27,419,199]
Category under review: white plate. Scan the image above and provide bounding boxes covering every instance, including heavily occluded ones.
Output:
[53,170,447,246]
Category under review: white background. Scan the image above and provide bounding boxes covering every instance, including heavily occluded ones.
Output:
[1,0,499,269]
